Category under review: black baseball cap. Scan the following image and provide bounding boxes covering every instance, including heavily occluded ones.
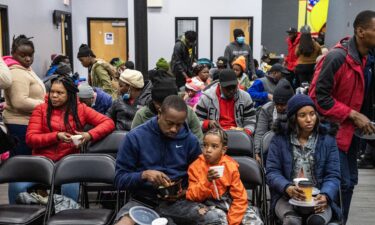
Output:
[269,63,290,74]
[286,27,298,33]
[219,69,238,87]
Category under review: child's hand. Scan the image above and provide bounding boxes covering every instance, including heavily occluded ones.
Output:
[207,169,220,182]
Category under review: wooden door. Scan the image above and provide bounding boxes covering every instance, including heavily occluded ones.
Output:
[89,19,127,62]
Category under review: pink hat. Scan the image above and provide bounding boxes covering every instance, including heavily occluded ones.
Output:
[185,78,203,92]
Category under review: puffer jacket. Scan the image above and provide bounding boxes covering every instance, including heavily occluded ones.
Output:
[187,155,248,225]
[26,100,115,161]
[106,81,152,131]
[309,37,366,152]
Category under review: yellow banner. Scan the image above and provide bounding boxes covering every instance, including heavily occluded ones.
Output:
[298,0,329,34]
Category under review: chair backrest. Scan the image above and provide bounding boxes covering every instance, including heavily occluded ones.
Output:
[53,154,115,186]
[0,155,54,185]
[261,131,275,155]
[86,131,127,156]
[226,130,254,158]
[231,156,263,190]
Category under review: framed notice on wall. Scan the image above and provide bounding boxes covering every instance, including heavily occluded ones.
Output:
[104,32,114,45]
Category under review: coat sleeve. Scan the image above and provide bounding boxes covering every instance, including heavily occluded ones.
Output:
[195,95,209,122]
[266,135,292,195]
[309,49,352,123]
[187,107,204,141]
[248,80,268,102]
[254,105,271,153]
[131,108,145,129]
[114,134,145,190]
[241,93,256,134]
[224,45,233,68]
[227,169,248,225]
[7,71,44,113]
[83,104,115,141]
[26,105,60,149]
[172,42,187,74]
[320,136,341,203]
[94,66,115,96]
[247,46,256,76]
[186,161,213,202]
[0,58,11,89]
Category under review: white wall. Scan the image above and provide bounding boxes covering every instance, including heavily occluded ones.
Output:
[0,0,71,77]
[147,0,262,69]
[71,0,128,78]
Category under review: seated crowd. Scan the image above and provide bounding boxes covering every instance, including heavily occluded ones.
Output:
[1,10,375,225]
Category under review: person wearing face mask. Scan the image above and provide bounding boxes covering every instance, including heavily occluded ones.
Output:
[106,69,151,131]
[77,82,112,115]
[170,30,197,89]
[224,28,256,76]
[254,79,294,164]
[248,63,290,107]
[195,69,256,135]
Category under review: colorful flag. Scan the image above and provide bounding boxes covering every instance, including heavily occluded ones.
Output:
[307,0,320,12]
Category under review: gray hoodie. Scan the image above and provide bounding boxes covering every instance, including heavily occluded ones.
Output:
[224,41,256,76]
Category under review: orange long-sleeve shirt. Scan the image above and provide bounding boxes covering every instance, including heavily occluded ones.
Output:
[186,154,248,225]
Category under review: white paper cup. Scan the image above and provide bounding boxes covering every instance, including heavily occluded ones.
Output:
[71,135,83,146]
[152,217,168,225]
[209,165,225,177]
[293,178,308,187]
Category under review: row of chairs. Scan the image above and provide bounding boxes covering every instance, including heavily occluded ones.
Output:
[0,154,117,225]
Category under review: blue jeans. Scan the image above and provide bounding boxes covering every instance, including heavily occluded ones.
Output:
[6,124,31,156]
[8,182,80,204]
[339,137,359,224]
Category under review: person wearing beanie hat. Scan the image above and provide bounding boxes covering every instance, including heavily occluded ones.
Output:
[131,77,203,140]
[107,69,151,131]
[267,93,340,225]
[77,44,116,97]
[77,82,112,115]
[254,79,295,162]
[224,28,256,77]
[248,63,290,107]
[156,58,170,71]
[232,56,251,90]
[195,69,256,135]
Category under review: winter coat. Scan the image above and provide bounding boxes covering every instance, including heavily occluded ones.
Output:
[131,104,203,141]
[0,57,11,89]
[285,34,301,71]
[2,56,46,125]
[187,155,248,225]
[266,125,341,220]
[26,101,115,161]
[92,87,112,115]
[247,76,276,107]
[196,82,256,133]
[309,37,366,152]
[224,41,256,76]
[254,101,274,153]
[114,117,201,199]
[90,59,116,97]
[107,81,151,131]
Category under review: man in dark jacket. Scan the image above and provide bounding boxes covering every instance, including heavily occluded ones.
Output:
[77,83,112,115]
[170,30,197,89]
[114,96,226,225]
[309,10,375,223]
[224,28,256,76]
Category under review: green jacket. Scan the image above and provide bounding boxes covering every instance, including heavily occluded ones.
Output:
[131,104,203,141]
[91,59,115,97]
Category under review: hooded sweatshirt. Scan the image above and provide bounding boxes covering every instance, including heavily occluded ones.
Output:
[2,56,46,125]
[186,155,248,225]
[115,117,201,199]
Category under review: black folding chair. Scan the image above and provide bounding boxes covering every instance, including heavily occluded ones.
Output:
[46,154,118,225]
[226,130,255,158]
[232,156,268,225]
[0,156,54,225]
[82,131,127,208]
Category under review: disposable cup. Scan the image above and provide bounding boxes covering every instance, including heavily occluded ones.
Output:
[71,135,83,146]
[209,165,224,177]
[152,217,168,225]
[293,178,308,187]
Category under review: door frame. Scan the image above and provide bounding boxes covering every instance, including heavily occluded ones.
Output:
[175,17,199,58]
[210,16,254,61]
[87,17,129,61]
[0,4,9,56]
[52,10,73,70]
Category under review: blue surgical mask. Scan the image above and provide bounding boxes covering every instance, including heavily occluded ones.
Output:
[236,36,245,44]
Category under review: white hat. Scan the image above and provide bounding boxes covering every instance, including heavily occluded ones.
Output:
[119,69,144,89]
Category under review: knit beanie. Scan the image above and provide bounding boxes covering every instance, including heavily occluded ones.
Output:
[55,62,72,76]
[273,79,294,104]
[77,83,94,99]
[233,29,245,39]
[77,44,95,58]
[125,61,135,70]
[120,69,144,89]
[151,78,178,103]
[156,58,170,71]
[287,94,316,118]
[232,56,246,72]
[185,78,204,92]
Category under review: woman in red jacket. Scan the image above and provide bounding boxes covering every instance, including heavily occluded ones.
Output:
[8,76,115,204]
